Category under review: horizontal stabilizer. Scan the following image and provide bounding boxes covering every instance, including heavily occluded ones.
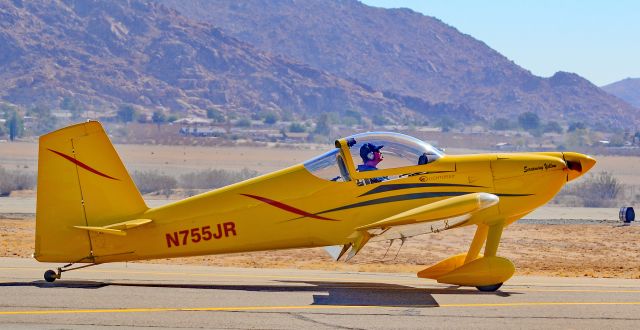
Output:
[357,193,498,231]
[104,218,152,230]
[73,218,153,236]
[73,226,126,236]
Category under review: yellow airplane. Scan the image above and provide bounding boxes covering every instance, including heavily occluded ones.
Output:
[35,121,595,291]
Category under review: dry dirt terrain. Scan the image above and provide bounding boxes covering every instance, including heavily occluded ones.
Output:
[2,217,639,279]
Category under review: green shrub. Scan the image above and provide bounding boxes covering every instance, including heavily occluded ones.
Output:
[0,166,36,196]
[179,168,258,190]
[558,171,622,207]
[132,170,177,196]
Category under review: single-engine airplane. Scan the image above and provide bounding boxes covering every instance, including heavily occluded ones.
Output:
[35,121,595,291]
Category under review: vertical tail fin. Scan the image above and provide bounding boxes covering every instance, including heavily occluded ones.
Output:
[35,121,147,262]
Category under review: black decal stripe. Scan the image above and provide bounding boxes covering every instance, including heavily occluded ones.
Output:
[317,192,470,215]
[360,183,486,197]
[315,192,535,216]
[496,193,534,197]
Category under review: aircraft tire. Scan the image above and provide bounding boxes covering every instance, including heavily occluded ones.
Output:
[476,283,503,292]
[44,269,57,282]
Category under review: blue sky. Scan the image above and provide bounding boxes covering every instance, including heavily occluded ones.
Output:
[362,0,639,86]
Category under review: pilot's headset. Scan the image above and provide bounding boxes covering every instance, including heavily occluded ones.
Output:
[360,143,383,162]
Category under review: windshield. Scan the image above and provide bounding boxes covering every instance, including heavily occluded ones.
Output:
[345,132,443,170]
[303,148,347,182]
[303,132,443,182]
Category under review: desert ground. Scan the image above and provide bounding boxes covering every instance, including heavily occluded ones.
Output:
[1,141,639,279]
[2,216,639,279]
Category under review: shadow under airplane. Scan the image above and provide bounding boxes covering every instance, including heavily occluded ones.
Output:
[0,279,516,307]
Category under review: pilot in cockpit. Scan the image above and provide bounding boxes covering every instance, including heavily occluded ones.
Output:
[357,143,387,183]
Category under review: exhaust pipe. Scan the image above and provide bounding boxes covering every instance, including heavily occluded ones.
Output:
[562,152,596,181]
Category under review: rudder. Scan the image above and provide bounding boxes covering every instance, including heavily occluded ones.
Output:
[35,121,147,262]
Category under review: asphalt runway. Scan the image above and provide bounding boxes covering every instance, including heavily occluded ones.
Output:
[0,257,639,329]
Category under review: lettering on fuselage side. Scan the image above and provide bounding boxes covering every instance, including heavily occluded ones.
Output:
[165,222,237,248]
[524,163,557,173]
[419,174,455,182]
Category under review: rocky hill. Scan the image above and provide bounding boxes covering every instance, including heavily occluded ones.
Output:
[0,0,636,130]
[0,0,440,123]
[602,78,640,109]
[161,0,638,129]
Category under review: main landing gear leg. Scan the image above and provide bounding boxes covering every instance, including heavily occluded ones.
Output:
[475,222,505,292]
[44,262,98,282]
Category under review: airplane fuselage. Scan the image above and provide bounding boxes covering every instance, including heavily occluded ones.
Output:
[86,152,574,263]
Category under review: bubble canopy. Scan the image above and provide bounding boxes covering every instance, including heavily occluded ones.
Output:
[304,132,444,181]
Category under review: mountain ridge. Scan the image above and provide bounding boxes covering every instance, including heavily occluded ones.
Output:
[160,0,638,129]
[0,0,636,130]
[1,0,449,124]
[601,78,640,109]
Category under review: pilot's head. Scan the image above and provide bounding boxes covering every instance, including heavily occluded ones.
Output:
[360,143,384,165]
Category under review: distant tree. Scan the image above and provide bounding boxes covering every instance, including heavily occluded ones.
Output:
[60,97,83,120]
[206,108,225,123]
[0,121,6,138]
[152,111,166,125]
[439,116,455,132]
[314,113,330,135]
[235,118,251,127]
[565,128,590,147]
[28,105,57,135]
[117,104,136,123]
[491,118,512,131]
[263,112,279,125]
[344,110,361,122]
[136,112,148,123]
[288,122,306,133]
[568,122,586,132]
[518,112,540,131]
[543,121,563,134]
[6,111,23,141]
[609,133,626,147]
[372,114,388,126]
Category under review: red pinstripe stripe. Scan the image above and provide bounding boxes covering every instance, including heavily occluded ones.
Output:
[241,194,338,221]
[48,149,120,181]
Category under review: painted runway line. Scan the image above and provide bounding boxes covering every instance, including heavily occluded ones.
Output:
[2,301,640,316]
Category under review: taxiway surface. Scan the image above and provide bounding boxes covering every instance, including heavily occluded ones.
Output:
[0,257,639,329]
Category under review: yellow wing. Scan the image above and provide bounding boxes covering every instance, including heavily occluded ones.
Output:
[327,193,500,261]
[359,192,498,232]
[361,192,499,242]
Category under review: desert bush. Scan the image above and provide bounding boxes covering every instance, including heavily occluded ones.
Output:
[179,168,258,190]
[132,170,177,196]
[0,166,36,196]
[558,171,623,207]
